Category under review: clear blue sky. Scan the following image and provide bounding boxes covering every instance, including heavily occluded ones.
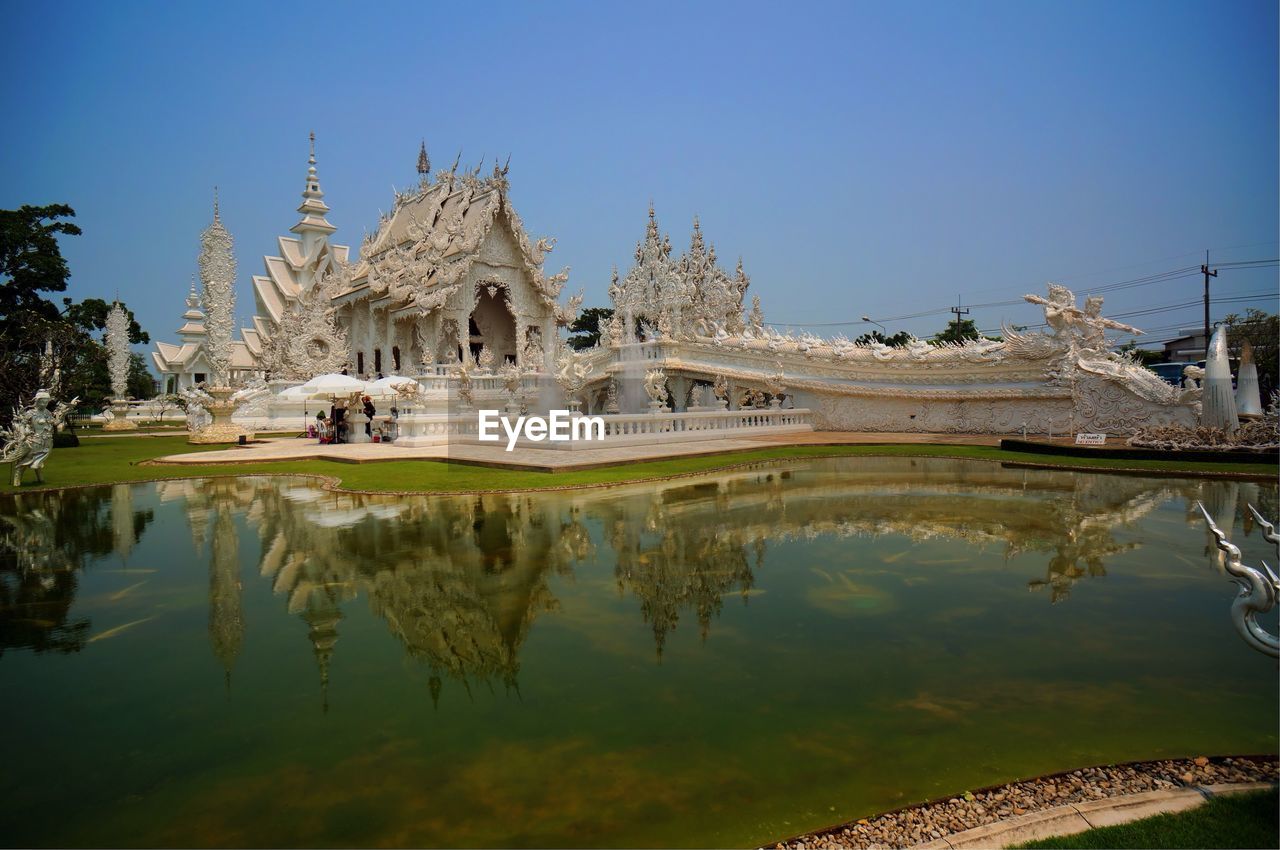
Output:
[2,0,1276,354]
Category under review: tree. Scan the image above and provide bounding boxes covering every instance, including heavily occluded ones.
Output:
[151,393,186,424]
[1223,309,1278,402]
[0,205,153,422]
[854,329,913,347]
[127,353,157,400]
[931,317,1004,345]
[566,307,615,350]
[0,204,81,328]
[932,318,981,345]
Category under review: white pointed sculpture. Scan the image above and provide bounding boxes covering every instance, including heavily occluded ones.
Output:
[103,303,138,431]
[1235,340,1263,419]
[1202,326,1239,433]
[190,195,254,444]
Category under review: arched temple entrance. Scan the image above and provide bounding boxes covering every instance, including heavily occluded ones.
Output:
[470,286,518,365]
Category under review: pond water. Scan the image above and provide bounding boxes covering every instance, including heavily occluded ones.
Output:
[1,458,1276,848]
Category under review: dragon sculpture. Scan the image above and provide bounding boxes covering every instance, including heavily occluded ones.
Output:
[555,346,594,410]
[1198,501,1279,657]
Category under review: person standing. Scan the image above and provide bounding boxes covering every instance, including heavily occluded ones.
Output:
[362,395,376,437]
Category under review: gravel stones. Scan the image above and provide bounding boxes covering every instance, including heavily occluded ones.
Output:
[770,756,1278,850]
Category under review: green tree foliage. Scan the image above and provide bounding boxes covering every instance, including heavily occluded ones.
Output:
[0,204,154,422]
[1223,308,1278,401]
[0,204,81,325]
[566,307,615,350]
[931,318,981,345]
[854,329,913,347]
[931,318,1003,345]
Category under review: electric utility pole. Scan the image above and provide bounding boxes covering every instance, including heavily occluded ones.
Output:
[950,296,970,333]
[1201,249,1217,355]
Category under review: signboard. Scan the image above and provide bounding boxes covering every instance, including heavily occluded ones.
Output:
[1075,433,1107,445]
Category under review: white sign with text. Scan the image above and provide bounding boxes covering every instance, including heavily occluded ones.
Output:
[477,409,606,451]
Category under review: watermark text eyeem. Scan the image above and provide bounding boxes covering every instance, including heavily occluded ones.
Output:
[477,409,605,451]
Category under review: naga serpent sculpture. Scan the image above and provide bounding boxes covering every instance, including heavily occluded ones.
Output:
[1197,501,1280,658]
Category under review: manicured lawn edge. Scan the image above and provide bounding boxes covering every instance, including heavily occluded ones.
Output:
[2,436,1275,497]
[1012,787,1279,849]
[768,755,1278,850]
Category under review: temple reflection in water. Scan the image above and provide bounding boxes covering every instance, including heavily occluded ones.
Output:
[2,459,1275,698]
[0,487,153,657]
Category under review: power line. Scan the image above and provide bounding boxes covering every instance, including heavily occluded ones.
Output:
[766,256,1278,328]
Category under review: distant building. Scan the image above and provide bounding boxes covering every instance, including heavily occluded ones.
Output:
[150,278,259,394]
[1162,329,1207,362]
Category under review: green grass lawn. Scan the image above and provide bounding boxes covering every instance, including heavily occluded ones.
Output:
[1015,788,1278,849]
[1,433,1274,496]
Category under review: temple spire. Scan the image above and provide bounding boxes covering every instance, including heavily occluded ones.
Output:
[176,272,207,343]
[417,139,430,177]
[291,131,336,258]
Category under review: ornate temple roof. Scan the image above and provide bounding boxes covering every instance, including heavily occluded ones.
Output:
[337,153,572,320]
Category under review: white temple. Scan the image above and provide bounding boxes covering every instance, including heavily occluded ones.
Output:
[152,136,1203,440]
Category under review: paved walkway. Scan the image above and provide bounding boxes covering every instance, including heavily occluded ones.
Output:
[148,431,1003,471]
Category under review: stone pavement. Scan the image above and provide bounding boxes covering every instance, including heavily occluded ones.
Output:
[148,431,1003,472]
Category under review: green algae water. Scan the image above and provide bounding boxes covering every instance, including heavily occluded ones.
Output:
[1,457,1276,848]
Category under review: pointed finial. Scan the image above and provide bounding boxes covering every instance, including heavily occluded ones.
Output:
[308,131,316,165]
[212,185,220,220]
[417,139,430,175]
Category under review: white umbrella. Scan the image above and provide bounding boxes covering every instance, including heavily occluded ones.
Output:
[300,373,368,396]
[363,375,419,399]
[278,385,321,401]
[277,384,330,433]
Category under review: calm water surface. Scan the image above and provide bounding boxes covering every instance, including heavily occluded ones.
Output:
[1,457,1276,848]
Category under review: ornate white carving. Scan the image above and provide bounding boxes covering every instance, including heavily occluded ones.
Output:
[611,210,752,341]
[455,358,475,410]
[259,262,350,381]
[643,368,669,406]
[2,390,77,486]
[555,345,593,404]
[476,344,495,373]
[199,200,237,386]
[105,303,130,400]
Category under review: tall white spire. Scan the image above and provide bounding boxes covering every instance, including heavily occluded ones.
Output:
[291,131,336,258]
[200,192,237,386]
[105,302,131,400]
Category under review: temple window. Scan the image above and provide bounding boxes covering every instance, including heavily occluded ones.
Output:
[357,352,365,374]
[392,346,401,372]
[374,349,383,374]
